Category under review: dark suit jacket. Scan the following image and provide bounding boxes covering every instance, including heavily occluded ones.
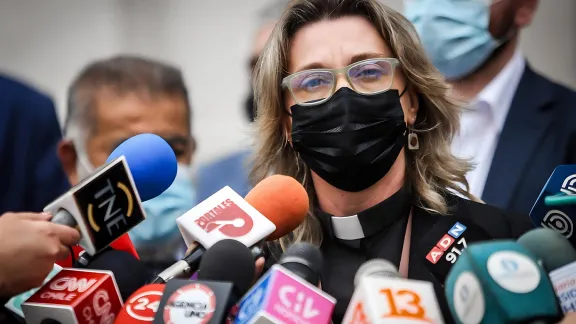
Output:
[0,75,70,214]
[482,65,576,214]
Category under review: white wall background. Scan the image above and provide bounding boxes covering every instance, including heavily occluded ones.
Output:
[0,0,574,165]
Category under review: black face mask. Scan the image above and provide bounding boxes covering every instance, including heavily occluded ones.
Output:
[245,91,256,122]
[290,87,408,192]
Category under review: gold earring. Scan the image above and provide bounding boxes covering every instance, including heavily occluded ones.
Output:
[408,117,419,151]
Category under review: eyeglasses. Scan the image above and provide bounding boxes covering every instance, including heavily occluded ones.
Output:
[281,58,400,106]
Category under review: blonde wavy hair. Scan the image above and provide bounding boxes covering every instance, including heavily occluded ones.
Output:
[250,0,476,251]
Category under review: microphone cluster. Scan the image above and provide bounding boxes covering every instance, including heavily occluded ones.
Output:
[7,148,576,324]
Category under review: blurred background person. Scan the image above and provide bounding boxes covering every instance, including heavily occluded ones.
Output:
[57,55,196,273]
[405,0,576,214]
[0,75,70,214]
[195,0,289,202]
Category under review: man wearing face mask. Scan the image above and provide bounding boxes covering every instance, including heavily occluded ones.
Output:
[58,55,197,272]
[405,0,576,214]
[195,1,286,202]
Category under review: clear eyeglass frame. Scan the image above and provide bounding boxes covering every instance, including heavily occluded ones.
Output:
[281,58,401,107]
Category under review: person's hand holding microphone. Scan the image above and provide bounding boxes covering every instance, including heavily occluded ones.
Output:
[0,212,80,298]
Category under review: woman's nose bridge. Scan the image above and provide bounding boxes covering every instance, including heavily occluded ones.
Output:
[334,72,351,91]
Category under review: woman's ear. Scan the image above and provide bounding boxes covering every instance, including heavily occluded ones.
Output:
[407,90,420,127]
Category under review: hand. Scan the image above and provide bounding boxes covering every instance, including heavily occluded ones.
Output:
[558,312,576,324]
[0,212,80,298]
[254,257,265,281]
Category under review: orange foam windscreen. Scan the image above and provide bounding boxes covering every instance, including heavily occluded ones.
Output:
[245,175,309,240]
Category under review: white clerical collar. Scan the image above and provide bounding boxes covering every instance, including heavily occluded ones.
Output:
[317,186,411,241]
[331,215,365,240]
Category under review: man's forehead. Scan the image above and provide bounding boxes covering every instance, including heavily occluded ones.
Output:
[91,89,190,137]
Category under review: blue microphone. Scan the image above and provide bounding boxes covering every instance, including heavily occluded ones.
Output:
[46,133,178,255]
[530,165,576,246]
[106,133,177,201]
[444,241,561,324]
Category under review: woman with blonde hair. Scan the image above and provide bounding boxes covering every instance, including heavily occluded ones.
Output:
[252,0,533,321]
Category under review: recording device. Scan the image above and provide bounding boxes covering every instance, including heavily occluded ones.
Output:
[114,284,166,323]
[235,244,335,324]
[341,259,444,324]
[48,133,178,256]
[278,243,323,286]
[444,240,561,323]
[153,239,256,324]
[417,218,491,284]
[21,250,150,324]
[153,175,309,283]
[518,228,576,314]
[530,165,576,246]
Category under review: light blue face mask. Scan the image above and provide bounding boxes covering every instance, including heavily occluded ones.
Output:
[75,148,196,247]
[131,164,197,247]
[405,0,507,80]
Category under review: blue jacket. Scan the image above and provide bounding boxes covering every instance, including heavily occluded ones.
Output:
[0,75,70,214]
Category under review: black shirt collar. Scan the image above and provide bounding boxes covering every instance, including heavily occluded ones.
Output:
[316,186,411,241]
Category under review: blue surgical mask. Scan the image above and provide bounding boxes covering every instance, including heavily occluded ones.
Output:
[404,0,507,80]
[130,164,197,247]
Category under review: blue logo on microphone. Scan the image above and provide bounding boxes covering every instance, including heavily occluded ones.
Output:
[501,258,519,273]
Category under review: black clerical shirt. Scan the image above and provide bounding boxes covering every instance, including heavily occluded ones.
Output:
[266,188,534,324]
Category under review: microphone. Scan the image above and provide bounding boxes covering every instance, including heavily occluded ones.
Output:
[153,175,309,283]
[235,243,336,324]
[530,165,576,246]
[21,250,151,324]
[154,239,256,323]
[21,268,123,324]
[444,240,561,323]
[47,133,178,256]
[518,228,576,314]
[341,259,444,324]
[114,284,166,323]
[416,218,491,284]
[278,242,323,286]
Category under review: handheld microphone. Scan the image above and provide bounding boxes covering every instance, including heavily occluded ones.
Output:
[518,228,576,314]
[444,240,561,324]
[22,250,151,324]
[530,165,576,246]
[153,239,256,323]
[153,175,309,283]
[416,218,491,284]
[341,259,444,324]
[47,133,178,256]
[235,244,335,324]
[278,243,323,286]
[21,268,124,324]
[115,284,166,323]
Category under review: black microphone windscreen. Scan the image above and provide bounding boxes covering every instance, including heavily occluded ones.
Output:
[279,242,323,285]
[198,239,256,296]
[84,250,152,301]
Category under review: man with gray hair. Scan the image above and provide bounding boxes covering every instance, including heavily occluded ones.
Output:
[195,0,288,202]
[57,55,197,271]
